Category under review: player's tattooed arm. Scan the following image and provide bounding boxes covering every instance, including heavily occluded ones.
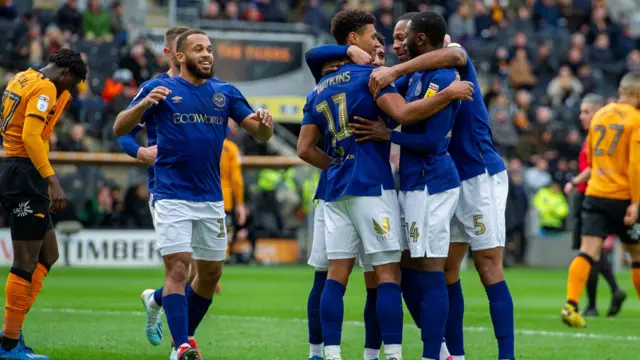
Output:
[369,46,468,97]
[241,109,273,142]
[113,86,170,136]
[297,124,332,171]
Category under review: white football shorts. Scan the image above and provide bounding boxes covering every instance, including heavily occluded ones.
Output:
[399,185,460,258]
[307,200,328,271]
[451,170,509,251]
[154,199,228,261]
[324,189,402,267]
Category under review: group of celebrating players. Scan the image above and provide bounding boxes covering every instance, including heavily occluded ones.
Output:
[0,4,638,360]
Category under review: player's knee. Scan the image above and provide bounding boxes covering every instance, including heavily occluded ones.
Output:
[327,258,355,285]
[579,236,602,260]
[473,248,504,286]
[197,262,223,283]
[165,258,191,284]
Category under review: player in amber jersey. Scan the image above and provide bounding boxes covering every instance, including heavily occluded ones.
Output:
[562,73,640,329]
[0,49,87,360]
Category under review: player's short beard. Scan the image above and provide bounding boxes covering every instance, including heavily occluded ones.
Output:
[185,57,214,80]
[406,40,420,60]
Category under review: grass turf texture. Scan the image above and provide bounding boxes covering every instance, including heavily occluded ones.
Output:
[1,266,638,359]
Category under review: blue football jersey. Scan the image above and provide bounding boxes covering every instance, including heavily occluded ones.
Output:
[446,43,505,180]
[399,68,460,194]
[135,76,254,202]
[123,72,170,192]
[306,64,398,202]
[301,90,328,201]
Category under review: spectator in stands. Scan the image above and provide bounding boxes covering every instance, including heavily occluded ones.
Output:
[124,184,153,228]
[78,184,120,228]
[524,157,552,194]
[490,94,519,157]
[590,33,617,76]
[533,0,559,32]
[484,79,504,107]
[84,0,113,42]
[12,24,45,70]
[513,89,534,132]
[564,46,585,76]
[448,3,475,43]
[255,0,286,23]
[533,180,569,234]
[577,64,599,95]
[0,0,17,21]
[627,50,640,75]
[512,7,535,34]
[109,1,127,46]
[587,4,618,45]
[203,0,220,19]
[509,48,538,90]
[547,66,583,106]
[243,3,264,22]
[59,124,90,152]
[474,0,495,39]
[44,26,68,56]
[223,1,240,21]
[119,44,150,86]
[533,42,558,88]
[492,46,510,76]
[557,0,587,33]
[56,0,82,41]
[506,167,529,264]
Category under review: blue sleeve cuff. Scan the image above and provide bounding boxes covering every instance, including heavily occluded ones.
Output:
[390,131,435,153]
[305,45,350,83]
[117,126,143,158]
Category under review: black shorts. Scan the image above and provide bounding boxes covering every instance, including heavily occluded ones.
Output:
[571,192,585,250]
[0,158,53,240]
[581,196,640,245]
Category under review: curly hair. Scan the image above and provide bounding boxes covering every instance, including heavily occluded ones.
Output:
[330,9,376,45]
[375,33,385,46]
[48,49,88,81]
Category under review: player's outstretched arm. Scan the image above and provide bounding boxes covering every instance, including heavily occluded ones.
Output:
[564,167,591,195]
[376,80,473,126]
[370,45,468,97]
[113,85,170,136]
[297,124,332,171]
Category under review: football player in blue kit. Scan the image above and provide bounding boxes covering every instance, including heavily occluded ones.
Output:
[113,30,273,360]
[367,13,515,360]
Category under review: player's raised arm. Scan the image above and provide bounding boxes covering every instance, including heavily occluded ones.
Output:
[305,44,372,83]
[113,84,171,136]
[370,43,468,97]
[375,77,473,126]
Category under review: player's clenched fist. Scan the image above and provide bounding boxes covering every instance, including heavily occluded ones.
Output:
[444,80,474,101]
[143,86,171,107]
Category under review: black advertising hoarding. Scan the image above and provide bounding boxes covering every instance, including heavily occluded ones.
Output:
[212,39,303,82]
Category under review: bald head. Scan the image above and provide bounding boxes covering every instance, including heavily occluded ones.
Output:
[619,73,640,94]
[581,93,605,108]
[619,72,640,108]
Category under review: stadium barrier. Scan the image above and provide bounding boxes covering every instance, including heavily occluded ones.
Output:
[0,151,306,267]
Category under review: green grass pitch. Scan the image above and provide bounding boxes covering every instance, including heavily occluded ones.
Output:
[1,266,638,359]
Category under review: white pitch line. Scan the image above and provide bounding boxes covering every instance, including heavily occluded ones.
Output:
[34,307,640,342]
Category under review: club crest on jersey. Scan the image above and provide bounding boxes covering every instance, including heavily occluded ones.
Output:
[171,96,183,103]
[413,80,422,97]
[425,82,439,98]
[36,95,50,112]
[213,93,226,108]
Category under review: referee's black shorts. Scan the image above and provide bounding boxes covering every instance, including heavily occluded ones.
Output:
[581,195,640,245]
[0,158,53,240]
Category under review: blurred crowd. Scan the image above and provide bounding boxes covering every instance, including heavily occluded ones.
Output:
[0,0,638,253]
